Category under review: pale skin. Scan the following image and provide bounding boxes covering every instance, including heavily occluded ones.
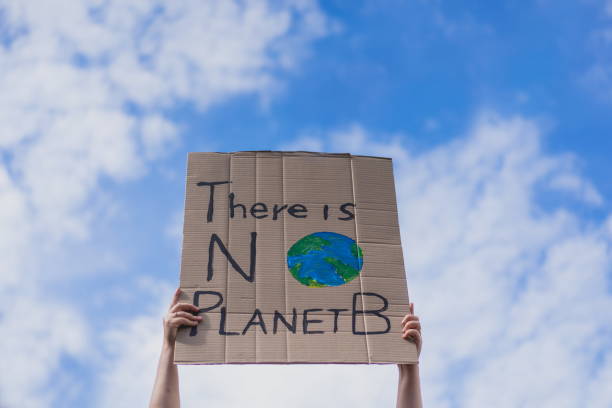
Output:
[149,289,423,408]
[397,302,423,408]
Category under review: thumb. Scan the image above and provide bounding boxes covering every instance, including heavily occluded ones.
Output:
[170,288,181,309]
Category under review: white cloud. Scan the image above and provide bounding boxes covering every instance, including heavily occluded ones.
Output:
[2,1,610,406]
[99,112,612,407]
[388,114,610,406]
[98,285,398,408]
[285,124,408,159]
[140,115,179,160]
[582,1,612,101]
[606,0,612,17]
[0,0,330,406]
[0,297,89,408]
[0,0,330,240]
[549,172,604,205]
[388,114,611,407]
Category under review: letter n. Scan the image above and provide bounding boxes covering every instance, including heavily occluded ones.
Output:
[208,232,257,282]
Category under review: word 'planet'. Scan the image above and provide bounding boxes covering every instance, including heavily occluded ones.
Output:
[287,231,364,287]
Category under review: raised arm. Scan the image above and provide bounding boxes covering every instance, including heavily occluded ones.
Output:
[149,288,202,408]
[396,303,423,408]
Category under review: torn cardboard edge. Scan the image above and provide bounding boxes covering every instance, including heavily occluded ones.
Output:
[204,150,393,160]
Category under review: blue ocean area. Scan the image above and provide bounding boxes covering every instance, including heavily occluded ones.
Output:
[287,231,364,287]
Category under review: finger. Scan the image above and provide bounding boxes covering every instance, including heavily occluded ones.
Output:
[402,329,420,341]
[402,320,421,331]
[169,317,200,328]
[401,314,419,325]
[172,311,203,321]
[169,288,181,309]
[402,329,421,342]
[171,302,200,314]
[410,302,414,315]
[403,322,420,334]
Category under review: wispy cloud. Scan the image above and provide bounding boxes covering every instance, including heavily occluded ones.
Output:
[393,113,611,406]
[581,1,612,102]
[100,113,612,407]
[0,1,330,406]
[2,1,611,407]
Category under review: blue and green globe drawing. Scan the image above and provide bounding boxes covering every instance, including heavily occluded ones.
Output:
[287,232,364,287]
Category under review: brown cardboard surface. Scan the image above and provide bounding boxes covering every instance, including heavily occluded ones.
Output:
[175,151,417,364]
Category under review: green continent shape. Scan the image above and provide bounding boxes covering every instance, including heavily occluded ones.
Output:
[289,263,326,287]
[324,257,360,283]
[350,243,363,260]
[287,235,330,257]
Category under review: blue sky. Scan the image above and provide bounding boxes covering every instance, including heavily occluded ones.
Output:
[1,1,611,407]
[174,0,612,197]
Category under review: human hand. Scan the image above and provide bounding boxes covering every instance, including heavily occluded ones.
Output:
[163,288,202,347]
[400,302,422,357]
[396,303,423,407]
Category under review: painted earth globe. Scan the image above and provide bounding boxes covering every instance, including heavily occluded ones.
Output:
[286,231,364,287]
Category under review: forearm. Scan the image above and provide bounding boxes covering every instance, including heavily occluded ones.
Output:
[396,364,422,408]
[149,343,180,408]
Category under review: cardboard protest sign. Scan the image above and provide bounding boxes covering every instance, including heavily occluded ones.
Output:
[175,151,417,364]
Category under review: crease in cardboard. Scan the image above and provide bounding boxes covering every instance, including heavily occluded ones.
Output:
[252,155,256,362]
[223,154,231,364]
[349,155,371,363]
[254,153,259,362]
[282,154,289,362]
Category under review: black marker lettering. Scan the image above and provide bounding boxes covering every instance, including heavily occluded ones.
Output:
[327,308,348,333]
[288,204,308,218]
[352,292,390,335]
[229,192,247,219]
[272,204,288,220]
[219,307,239,335]
[338,203,355,221]
[303,309,324,334]
[196,181,230,222]
[273,308,297,334]
[242,309,267,335]
[208,232,257,282]
[190,290,223,336]
[250,202,268,219]
[323,204,329,220]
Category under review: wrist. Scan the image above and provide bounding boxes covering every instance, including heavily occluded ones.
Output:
[162,339,176,353]
[398,363,419,378]
[162,326,177,350]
